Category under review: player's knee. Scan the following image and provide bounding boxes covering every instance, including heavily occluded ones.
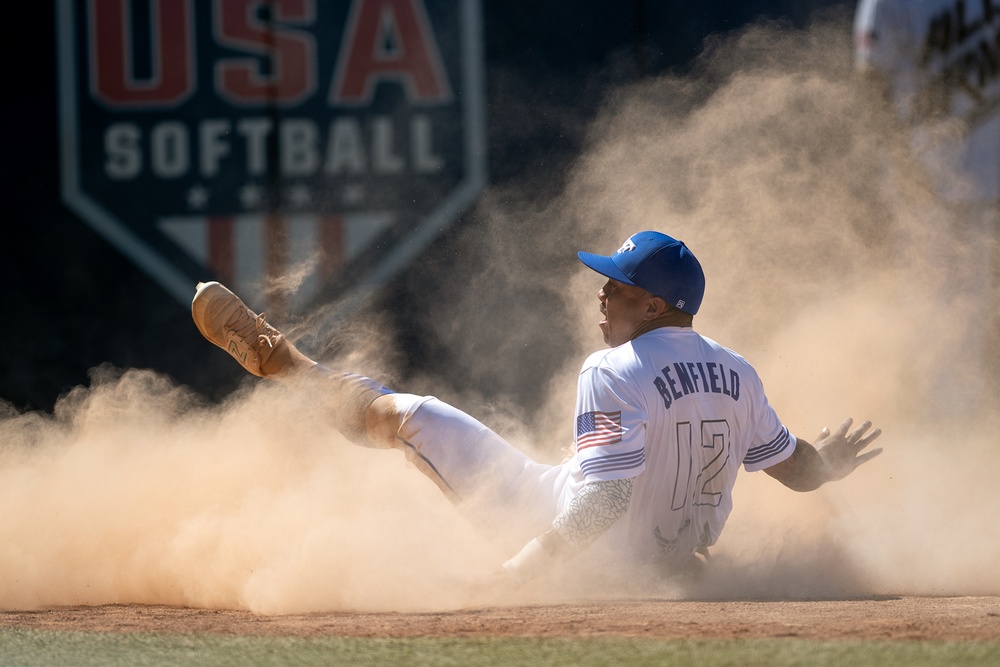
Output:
[365,393,420,448]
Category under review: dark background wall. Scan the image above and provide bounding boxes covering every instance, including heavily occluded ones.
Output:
[3,1,852,413]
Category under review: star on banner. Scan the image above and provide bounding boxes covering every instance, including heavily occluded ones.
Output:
[186,185,209,210]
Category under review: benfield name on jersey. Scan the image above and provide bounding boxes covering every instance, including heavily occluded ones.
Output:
[652,361,741,409]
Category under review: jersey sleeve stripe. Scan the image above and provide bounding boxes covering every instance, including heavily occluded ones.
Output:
[743,427,791,465]
[579,448,646,476]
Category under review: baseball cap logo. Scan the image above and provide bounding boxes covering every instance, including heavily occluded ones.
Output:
[616,239,637,254]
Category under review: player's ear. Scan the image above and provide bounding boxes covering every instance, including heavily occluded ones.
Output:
[644,296,668,319]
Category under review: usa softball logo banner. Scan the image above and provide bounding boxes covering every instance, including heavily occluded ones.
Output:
[56,0,486,313]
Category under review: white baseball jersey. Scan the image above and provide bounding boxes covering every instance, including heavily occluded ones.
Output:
[854,0,1000,203]
[563,327,795,564]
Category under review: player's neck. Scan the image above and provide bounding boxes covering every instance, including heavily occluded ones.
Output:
[629,313,693,341]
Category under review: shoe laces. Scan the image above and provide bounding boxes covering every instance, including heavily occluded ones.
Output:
[255,312,280,349]
[226,307,279,350]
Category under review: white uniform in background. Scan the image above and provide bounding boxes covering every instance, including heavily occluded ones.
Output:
[854,0,999,409]
[854,0,1000,202]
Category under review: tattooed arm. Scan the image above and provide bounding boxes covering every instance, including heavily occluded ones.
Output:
[765,418,883,492]
[551,477,633,547]
[502,478,634,582]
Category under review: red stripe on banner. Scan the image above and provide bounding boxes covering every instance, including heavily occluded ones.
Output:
[319,215,345,278]
[207,216,234,283]
[266,214,287,313]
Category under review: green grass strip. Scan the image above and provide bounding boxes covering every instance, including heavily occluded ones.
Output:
[0,629,997,667]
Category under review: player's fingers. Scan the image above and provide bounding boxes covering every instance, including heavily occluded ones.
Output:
[856,427,882,449]
[854,447,883,467]
[846,420,872,444]
[834,417,854,438]
[849,429,881,454]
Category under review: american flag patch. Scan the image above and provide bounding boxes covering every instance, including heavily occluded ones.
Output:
[576,411,622,450]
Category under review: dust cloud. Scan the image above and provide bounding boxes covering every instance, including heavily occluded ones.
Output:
[0,366,504,613]
[3,10,999,613]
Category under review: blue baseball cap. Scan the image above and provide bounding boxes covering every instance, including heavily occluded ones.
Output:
[577,231,705,315]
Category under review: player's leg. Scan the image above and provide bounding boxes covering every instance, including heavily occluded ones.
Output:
[191,281,559,533]
[371,391,564,544]
[192,281,392,445]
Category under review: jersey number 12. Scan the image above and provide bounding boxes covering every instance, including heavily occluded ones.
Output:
[670,419,732,510]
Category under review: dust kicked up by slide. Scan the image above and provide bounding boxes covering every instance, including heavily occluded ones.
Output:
[2,10,998,612]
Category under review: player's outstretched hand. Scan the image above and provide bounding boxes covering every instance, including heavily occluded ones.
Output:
[813,418,883,482]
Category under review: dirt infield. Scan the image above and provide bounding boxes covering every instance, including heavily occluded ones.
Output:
[1,597,998,641]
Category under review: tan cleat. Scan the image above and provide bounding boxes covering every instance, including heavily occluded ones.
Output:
[191,281,285,377]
